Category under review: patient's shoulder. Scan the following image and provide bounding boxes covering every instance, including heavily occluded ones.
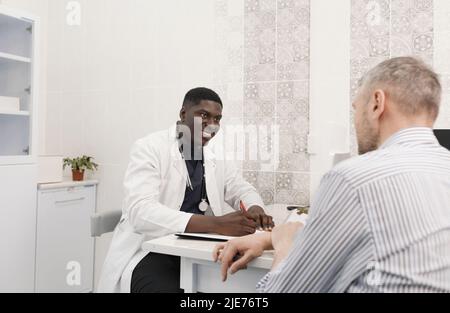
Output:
[330,149,395,184]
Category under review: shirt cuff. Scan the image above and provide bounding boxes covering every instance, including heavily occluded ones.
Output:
[241,194,265,210]
[180,212,195,233]
[256,272,273,293]
[256,258,289,293]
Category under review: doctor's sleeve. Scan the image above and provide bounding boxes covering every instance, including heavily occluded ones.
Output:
[256,171,373,293]
[223,161,265,211]
[122,139,193,238]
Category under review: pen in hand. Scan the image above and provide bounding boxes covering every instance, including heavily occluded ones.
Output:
[240,201,262,231]
[239,200,249,215]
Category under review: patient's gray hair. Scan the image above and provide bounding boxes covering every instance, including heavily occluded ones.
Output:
[360,57,442,120]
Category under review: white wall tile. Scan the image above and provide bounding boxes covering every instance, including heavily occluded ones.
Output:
[82,91,109,164]
[45,91,63,155]
[60,91,84,157]
[103,90,133,165]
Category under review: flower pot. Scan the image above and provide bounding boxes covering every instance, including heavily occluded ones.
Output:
[72,170,85,181]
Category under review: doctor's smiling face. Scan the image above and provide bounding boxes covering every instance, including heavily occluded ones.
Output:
[180,88,223,147]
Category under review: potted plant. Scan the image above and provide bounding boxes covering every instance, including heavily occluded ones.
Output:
[63,156,98,182]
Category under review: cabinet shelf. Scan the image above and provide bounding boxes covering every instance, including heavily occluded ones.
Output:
[0,51,31,63]
[0,9,35,161]
[0,110,30,116]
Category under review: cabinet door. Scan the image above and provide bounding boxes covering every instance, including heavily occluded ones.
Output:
[0,8,39,165]
[0,165,37,292]
[36,186,96,293]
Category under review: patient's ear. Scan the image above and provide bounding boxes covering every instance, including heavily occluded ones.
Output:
[371,89,386,118]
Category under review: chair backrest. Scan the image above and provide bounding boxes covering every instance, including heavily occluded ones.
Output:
[90,210,122,237]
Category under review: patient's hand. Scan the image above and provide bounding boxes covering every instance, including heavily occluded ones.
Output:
[271,222,304,252]
[213,232,272,282]
[270,222,304,270]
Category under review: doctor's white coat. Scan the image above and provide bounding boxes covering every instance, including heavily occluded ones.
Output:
[97,124,265,293]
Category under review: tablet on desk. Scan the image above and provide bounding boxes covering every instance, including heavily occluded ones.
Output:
[175,233,233,242]
[175,230,268,242]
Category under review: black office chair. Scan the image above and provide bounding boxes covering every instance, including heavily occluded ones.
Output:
[434,129,450,150]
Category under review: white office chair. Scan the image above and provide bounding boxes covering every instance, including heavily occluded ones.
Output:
[90,210,122,237]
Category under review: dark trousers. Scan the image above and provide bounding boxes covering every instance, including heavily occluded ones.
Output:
[131,252,184,293]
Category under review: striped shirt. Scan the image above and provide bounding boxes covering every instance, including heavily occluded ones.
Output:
[257,128,450,293]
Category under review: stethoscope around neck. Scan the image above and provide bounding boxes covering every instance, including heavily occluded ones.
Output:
[177,137,210,213]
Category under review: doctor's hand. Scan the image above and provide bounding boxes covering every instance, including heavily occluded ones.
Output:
[247,206,275,231]
[214,212,257,237]
[213,232,272,282]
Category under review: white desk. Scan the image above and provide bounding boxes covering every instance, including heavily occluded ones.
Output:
[142,235,273,293]
[142,205,293,293]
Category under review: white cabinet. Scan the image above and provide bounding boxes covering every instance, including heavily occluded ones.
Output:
[36,181,98,293]
[0,5,39,293]
[0,165,37,292]
[0,5,39,165]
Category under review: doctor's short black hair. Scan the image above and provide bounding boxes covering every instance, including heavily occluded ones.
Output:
[183,88,223,108]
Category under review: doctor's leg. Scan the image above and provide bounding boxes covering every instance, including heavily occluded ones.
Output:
[131,252,183,293]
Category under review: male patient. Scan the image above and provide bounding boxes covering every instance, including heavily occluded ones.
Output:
[214,57,450,293]
[98,88,274,293]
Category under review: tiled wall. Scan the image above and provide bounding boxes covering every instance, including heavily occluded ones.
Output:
[214,0,311,206]
[350,0,435,154]
[434,0,450,129]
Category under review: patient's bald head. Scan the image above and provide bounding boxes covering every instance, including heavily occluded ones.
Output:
[353,57,442,155]
[360,56,441,120]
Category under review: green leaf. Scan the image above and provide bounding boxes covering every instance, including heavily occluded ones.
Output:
[62,155,99,172]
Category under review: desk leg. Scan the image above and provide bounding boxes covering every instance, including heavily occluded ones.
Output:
[180,258,197,293]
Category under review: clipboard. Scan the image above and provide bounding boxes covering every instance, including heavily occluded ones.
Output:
[175,230,268,242]
[175,233,233,242]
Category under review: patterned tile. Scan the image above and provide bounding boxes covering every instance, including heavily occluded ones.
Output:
[277,60,309,81]
[274,79,310,169]
[277,0,310,81]
[277,152,309,172]
[214,0,244,85]
[244,171,276,205]
[243,116,278,171]
[244,0,277,82]
[277,118,309,152]
[215,0,228,17]
[275,172,310,205]
[390,0,434,64]
[225,0,312,201]
[349,109,359,156]
[351,0,391,60]
[213,84,244,119]
[436,74,450,128]
[350,0,393,156]
[221,117,245,168]
[350,0,435,155]
[276,81,309,117]
[244,82,277,118]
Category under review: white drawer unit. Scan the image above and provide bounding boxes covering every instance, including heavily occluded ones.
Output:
[36,181,98,293]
